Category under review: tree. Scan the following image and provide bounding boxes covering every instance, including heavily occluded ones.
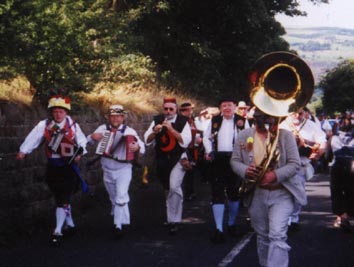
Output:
[0,0,329,105]
[132,0,328,103]
[0,1,97,99]
[320,60,354,115]
[0,0,154,103]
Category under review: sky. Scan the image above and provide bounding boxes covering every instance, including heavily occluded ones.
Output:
[275,0,354,29]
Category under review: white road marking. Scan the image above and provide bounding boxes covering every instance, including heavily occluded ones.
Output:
[218,232,255,267]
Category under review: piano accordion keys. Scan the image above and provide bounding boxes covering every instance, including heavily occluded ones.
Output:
[95,131,137,162]
[95,131,115,156]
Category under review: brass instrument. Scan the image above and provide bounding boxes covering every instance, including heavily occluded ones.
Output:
[239,51,314,195]
[255,122,281,178]
[249,51,314,117]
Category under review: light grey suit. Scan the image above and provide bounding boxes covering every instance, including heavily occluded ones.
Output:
[230,127,304,267]
[230,127,306,206]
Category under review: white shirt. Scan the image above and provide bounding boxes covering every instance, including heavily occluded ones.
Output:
[203,116,239,154]
[315,118,332,132]
[19,116,87,158]
[88,124,145,170]
[280,117,327,150]
[144,114,192,148]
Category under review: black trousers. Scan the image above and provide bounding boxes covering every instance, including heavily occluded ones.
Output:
[210,152,241,204]
[330,158,354,216]
[46,162,79,207]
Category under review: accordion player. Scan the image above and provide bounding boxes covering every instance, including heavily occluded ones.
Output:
[95,131,140,162]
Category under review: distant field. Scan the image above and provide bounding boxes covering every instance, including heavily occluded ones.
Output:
[283,27,354,83]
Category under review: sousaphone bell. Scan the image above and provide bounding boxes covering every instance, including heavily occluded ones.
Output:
[249,51,314,117]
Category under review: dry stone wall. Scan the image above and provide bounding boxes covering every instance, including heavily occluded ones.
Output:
[0,100,154,245]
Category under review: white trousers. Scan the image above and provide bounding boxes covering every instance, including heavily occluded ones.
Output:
[103,165,132,229]
[167,162,186,223]
[249,188,294,267]
[289,170,306,225]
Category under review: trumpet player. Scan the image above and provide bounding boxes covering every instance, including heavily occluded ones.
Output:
[280,108,327,231]
[230,108,303,267]
[16,95,88,246]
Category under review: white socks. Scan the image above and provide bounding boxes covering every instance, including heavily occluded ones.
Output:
[64,204,75,228]
[54,207,66,235]
[54,205,75,235]
[212,204,225,232]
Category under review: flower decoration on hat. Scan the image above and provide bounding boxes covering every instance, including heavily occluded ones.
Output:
[48,95,71,110]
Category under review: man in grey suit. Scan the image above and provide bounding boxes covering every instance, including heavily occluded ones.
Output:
[230,108,304,267]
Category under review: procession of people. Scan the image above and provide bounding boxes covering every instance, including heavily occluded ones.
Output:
[15,53,354,267]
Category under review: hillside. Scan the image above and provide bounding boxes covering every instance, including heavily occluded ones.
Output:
[283,27,354,84]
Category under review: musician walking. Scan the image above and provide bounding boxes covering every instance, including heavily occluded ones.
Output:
[280,108,327,231]
[179,102,203,201]
[203,96,246,243]
[87,104,145,238]
[230,108,303,267]
[329,118,354,231]
[144,97,191,234]
[16,95,88,246]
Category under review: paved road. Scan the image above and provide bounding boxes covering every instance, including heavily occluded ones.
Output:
[1,172,353,267]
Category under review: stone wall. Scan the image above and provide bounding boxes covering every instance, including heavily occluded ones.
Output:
[0,100,154,245]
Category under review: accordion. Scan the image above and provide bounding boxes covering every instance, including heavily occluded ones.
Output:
[125,135,136,161]
[95,131,115,156]
[48,132,65,153]
[96,131,136,161]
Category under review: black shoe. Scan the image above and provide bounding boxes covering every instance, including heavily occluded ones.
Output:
[163,221,171,227]
[340,218,352,232]
[63,226,77,237]
[185,193,197,201]
[169,224,179,235]
[50,234,62,247]
[288,222,300,232]
[210,230,225,244]
[227,225,240,237]
[114,227,124,239]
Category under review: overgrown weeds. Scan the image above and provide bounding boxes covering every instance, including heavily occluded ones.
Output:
[0,77,203,115]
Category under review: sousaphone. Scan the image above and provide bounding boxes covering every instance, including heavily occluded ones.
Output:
[237,52,315,196]
[249,51,314,117]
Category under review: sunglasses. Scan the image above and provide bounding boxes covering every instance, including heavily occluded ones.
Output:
[164,107,175,111]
